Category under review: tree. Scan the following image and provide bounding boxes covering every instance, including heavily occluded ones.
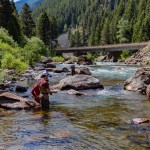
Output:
[94,23,101,45]
[101,19,110,45]
[37,11,51,46]
[0,0,22,43]
[20,3,35,38]
[50,16,58,41]
[117,18,130,43]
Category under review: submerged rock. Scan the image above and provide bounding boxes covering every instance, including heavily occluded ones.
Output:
[124,67,150,95]
[15,85,28,93]
[0,92,40,110]
[68,89,85,96]
[52,75,104,90]
[132,118,150,130]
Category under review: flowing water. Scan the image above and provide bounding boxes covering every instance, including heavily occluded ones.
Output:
[0,62,150,150]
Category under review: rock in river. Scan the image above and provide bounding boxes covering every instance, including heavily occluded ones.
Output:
[146,85,150,98]
[52,75,104,90]
[68,89,85,96]
[124,67,150,95]
[0,92,40,110]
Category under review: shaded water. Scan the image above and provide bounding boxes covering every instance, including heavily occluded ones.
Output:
[0,62,150,150]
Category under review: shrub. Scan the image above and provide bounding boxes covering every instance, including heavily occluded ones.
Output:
[120,50,133,60]
[23,37,49,65]
[1,53,28,72]
[52,56,65,62]
[0,28,17,47]
[86,52,97,60]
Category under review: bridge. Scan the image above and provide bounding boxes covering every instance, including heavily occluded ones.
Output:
[57,42,149,53]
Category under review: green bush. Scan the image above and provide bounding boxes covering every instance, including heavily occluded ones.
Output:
[0,28,17,47]
[23,37,49,65]
[86,52,97,61]
[1,53,28,72]
[120,50,133,60]
[52,56,65,62]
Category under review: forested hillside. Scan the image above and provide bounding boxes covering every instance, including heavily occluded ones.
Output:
[32,0,150,47]
[0,0,58,72]
[15,0,43,11]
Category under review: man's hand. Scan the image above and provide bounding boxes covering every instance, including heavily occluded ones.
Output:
[51,90,58,93]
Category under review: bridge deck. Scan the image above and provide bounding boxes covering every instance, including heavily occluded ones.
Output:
[57,42,149,53]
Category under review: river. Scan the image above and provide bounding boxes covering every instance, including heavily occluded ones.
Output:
[0,62,150,150]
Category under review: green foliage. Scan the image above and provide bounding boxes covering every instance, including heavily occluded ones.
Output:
[32,0,150,45]
[0,28,17,47]
[120,50,133,60]
[20,3,35,38]
[0,0,22,43]
[1,53,28,72]
[23,37,49,65]
[117,18,130,43]
[86,52,96,61]
[52,56,64,62]
[37,11,51,46]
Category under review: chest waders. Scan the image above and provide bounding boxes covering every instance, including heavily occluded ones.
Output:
[39,85,50,109]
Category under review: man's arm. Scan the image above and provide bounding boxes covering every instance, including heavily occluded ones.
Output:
[46,88,58,94]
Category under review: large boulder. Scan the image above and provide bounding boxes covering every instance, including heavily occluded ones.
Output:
[97,55,107,62]
[77,55,95,65]
[0,92,40,110]
[125,45,150,66]
[52,75,104,90]
[42,57,53,64]
[75,67,92,75]
[53,67,69,73]
[146,85,150,98]
[46,63,56,68]
[124,67,150,94]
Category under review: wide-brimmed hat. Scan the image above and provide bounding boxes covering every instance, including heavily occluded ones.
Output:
[42,71,52,77]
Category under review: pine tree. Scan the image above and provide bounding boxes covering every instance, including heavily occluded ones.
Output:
[94,23,101,45]
[117,18,130,43]
[50,16,58,41]
[101,19,110,45]
[0,0,22,43]
[20,3,35,38]
[37,11,51,46]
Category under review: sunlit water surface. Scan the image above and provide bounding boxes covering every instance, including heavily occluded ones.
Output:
[0,62,150,150]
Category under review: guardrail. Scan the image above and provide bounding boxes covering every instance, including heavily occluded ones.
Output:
[57,42,149,53]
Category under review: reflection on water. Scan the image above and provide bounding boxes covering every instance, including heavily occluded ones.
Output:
[0,62,150,150]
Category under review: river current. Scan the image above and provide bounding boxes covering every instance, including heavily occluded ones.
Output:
[0,62,150,150]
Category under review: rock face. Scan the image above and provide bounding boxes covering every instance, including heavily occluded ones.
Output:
[146,85,150,98]
[52,75,104,90]
[0,92,40,110]
[76,67,92,75]
[124,67,150,95]
[125,45,150,66]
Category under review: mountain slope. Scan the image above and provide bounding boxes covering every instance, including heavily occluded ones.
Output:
[15,0,43,12]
